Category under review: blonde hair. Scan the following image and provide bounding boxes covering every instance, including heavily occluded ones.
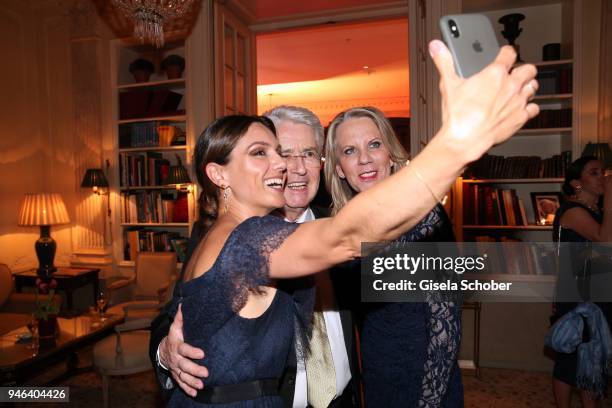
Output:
[324,106,409,214]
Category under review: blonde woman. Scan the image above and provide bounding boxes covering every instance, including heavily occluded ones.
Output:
[325,106,462,407]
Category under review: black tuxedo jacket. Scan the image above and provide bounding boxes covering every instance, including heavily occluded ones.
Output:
[148,208,361,407]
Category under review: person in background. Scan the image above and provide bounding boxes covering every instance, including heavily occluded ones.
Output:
[324,106,462,407]
[551,155,612,408]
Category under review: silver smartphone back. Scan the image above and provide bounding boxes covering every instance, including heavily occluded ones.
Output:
[439,14,500,78]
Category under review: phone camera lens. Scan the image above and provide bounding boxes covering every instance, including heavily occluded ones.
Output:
[448,19,460,38]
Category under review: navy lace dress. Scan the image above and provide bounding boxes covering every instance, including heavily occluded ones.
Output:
[361,205,464,407]
[167,216,313,407]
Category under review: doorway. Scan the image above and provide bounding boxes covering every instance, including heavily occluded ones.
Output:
[255,18,410,148]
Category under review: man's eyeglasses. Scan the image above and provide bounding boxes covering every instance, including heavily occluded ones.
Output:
[280,151,323,167]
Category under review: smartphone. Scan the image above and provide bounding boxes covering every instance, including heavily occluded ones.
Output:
[439,14,500,78]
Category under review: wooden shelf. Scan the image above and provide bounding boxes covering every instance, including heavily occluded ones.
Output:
[532,59,573,68]
[118,115,186,124]
[117,78,185,90]
[463,178,563,184]
[533,93,572,102]
[120,223,189,227]
[118,146,186,153]
[463,225,553,231]
[515,127,572,136]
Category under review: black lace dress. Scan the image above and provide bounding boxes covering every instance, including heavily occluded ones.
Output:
[361,205,464,407]
[167,216,313,407]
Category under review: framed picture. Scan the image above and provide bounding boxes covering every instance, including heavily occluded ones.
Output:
[531,192,562,225]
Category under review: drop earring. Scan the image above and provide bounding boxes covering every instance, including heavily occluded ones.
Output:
[223,187,230,214]
[575,184,583,195]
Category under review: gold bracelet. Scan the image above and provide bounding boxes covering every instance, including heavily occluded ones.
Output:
[409,161,446,205]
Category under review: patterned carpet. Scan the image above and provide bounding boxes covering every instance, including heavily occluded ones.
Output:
[12,352,612,407]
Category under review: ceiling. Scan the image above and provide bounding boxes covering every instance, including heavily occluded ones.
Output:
[256,18,409,124]
[250,0,403,20]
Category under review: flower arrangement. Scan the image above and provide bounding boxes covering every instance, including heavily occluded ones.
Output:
[34,277,59,321]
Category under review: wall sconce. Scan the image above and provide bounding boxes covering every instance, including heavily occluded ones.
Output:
[164,156,192,191]
[80,162,112,244]
[81,168,109,194]
[165,155,195,219]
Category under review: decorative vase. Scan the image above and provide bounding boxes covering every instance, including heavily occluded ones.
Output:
[164,65,184,79]
[38,315,58,339]
[498,13,525,62]
[129,58,155,83]
[161,55,185,79]
[132,70,152,83]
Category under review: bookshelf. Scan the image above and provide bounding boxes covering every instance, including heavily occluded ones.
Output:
[453,3,575,247]
[111,39,193,265]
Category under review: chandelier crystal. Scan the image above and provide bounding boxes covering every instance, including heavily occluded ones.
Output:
[112,0,195,48]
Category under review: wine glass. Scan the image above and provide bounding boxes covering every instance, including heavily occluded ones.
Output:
[26,315,39,353]
[96,290,108,322]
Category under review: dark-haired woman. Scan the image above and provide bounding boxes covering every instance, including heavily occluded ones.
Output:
[159,42,539,407]
[552,156,612,408]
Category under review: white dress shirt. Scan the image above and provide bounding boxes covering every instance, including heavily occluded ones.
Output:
[287,208,352,408]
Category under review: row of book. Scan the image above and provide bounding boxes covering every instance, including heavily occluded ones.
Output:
[120,191,188,224]
[523,108,572,129]
[123,229,187,262]
[463,185,529,226]
[536,66,572,95]
[473,236,556,275]
[119,152,175,187]
[464,151,571,179]
[119,122,185,148]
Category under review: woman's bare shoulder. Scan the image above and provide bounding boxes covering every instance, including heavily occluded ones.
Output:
[184,219,237,281]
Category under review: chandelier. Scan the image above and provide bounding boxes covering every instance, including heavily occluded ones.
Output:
[112,0,196,48]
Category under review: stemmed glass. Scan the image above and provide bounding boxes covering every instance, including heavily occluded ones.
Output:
[96,290,108,322]
[26,314,39,354]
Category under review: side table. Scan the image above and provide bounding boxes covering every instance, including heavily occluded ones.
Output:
[13,267,100,313]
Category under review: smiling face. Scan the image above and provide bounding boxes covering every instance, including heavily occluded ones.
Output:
[334,116,392,193]
[221,122,287,216]
[276,120,321,221]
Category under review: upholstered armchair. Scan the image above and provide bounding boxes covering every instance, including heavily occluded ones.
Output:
[106,252,177,320]
[0,264,39,334]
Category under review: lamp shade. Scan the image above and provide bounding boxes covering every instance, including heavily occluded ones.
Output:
[165,165,191,185]
[18,193,70,226]
[81,168,109,188]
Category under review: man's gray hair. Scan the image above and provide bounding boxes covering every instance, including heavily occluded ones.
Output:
[263,105,324,153]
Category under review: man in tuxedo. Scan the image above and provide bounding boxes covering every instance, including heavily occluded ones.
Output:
[149,105,361,407]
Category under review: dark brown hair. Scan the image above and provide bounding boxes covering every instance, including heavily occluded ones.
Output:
[194,115,276,233]
[562,155,598,196]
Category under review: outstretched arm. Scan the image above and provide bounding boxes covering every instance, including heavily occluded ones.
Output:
[270,41,539,279]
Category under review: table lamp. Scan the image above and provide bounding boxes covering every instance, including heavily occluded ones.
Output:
[18,193,70,277]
